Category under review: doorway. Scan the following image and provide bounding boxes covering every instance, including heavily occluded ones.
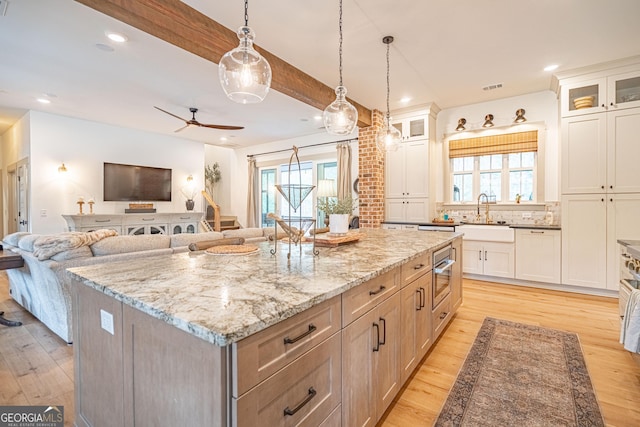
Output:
[7,158,29,233]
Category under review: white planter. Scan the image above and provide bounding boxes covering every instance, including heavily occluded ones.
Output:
[329,214,349,235]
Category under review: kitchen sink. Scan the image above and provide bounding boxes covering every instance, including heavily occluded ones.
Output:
[457,224,515,242]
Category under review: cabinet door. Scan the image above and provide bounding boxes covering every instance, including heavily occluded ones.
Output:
[342,310,377,427]
[375,292,401,421]
[385,147,405,198]
[462,240,483,275]
[404,198,429,223]
[607,108,640,193]
[515,229,561,284]
[483,242,515,278]
[562,195,607,288]
[607,194,640,291]
[607,70,640,111]
[415,274,432,359]
[561,78,606,117]
[400,282,419,384]
[392,116,427,141]
[404,140,428,198]
[561,114,607,194]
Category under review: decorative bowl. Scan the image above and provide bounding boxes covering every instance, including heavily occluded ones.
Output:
[573,96,594,109]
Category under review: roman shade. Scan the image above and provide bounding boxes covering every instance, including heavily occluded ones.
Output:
[449,130,538,158]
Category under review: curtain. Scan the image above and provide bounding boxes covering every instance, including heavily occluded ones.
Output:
[449,130,538,158]
[336,142,352,200]
[246,158,259,228]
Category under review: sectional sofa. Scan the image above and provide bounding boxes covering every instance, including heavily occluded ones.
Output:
[2,227,275,343]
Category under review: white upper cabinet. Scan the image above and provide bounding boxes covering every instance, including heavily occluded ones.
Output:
[561,68,640,117]
[391,115,427,141]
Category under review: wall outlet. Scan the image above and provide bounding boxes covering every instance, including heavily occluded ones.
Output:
[100,309,114,335]
[521,212,532,219]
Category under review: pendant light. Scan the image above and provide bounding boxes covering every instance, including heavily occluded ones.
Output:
[376,36,402,152]
[218,0,272,104]
[323,0,358,135]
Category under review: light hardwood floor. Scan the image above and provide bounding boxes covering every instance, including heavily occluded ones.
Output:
[1,273,639,427]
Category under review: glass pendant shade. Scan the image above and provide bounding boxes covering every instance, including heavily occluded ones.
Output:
[376,123,401,152]
[323,86,358,135]
[218,26,272,104]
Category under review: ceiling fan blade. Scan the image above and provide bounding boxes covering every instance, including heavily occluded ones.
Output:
[174,124,190,133]
[154,106,188,123]
[198,123,244,130]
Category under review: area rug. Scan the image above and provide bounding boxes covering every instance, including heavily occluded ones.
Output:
[435,317,604,427]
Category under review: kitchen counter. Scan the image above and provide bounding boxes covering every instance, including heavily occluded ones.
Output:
[619,239,640,259]
[509,223,561,230]
[67,228,459,347]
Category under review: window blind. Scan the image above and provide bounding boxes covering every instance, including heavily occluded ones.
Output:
[449,130,538,158]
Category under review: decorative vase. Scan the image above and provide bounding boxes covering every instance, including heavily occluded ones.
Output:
[185,199,195,211]
[329,214,349,235]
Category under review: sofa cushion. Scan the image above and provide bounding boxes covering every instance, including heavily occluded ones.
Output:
[90,235,171,256]
[169,231,224,248]
[3,231,31,247]
[51,245,94,261]
[18,234,42,252]
[222,228,266,239]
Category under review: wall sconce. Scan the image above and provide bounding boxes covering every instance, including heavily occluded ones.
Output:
[58,163,68,173]
[186,174,194,182]
[455,118,466,131]
[482,114,494,128]
[514,108,527,123]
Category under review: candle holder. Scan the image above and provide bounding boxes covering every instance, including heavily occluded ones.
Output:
[88,201,95,215]
[77,201,84,215]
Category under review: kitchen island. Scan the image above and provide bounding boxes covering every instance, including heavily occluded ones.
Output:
[68,228,462,427]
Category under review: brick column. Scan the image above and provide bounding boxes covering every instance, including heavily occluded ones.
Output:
[358,109,385,229]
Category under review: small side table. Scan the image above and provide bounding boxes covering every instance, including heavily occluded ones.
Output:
[0,249,24,327]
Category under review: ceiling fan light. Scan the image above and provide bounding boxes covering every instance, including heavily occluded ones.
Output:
[323,86,358,135]
[219,26,272,104]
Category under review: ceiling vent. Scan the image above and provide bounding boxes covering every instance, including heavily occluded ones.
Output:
[482,83,503,91]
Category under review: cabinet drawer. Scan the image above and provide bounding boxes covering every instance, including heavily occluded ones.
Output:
[401,252,431,287]
[342,268,400,326]
[80,215,121,227]
[233,333,341,427]
[432,294,452,339]
[171,212,202,222]
[232,296,341,397]
[122,215,164,225]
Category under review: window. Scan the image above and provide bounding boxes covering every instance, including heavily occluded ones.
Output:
[451,152,536,203]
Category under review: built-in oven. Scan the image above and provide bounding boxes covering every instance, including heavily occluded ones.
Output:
[433,244,455,309]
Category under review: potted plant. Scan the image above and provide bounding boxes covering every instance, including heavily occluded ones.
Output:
[205,162,221,198]
[317,195,356,235]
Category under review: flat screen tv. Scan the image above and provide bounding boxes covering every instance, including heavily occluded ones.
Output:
[103,162,172,201]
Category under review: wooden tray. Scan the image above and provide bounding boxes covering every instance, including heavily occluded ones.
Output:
[314,232,363,248]
[205,244,259,256]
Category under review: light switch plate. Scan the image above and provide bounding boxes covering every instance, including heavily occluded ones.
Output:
[100,309,114,335]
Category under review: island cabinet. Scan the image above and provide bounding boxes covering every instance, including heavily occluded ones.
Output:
[399,252,433,384]
[342,268,402,427]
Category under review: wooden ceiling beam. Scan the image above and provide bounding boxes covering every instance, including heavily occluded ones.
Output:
[74,0,372,127]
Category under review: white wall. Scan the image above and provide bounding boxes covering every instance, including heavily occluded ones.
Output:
[230,130,359,227]
[27,111,205,234]
[204,145,235,215]
[435,90,560,202]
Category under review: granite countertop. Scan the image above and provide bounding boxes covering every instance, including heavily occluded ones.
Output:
[67,228,460,347]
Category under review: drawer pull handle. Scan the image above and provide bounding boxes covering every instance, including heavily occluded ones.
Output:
[373,323,380,352]
[416,289,422,311]
[439,312,448,320]
[414,263,425,270]
[95,219,111,223]
[420,287,426,309]
[142,218,155,221]
[379,317,387,345]
[369,285,386,296]
[179,216,190,220]
[283,387,317,416]
[283,324,317,345]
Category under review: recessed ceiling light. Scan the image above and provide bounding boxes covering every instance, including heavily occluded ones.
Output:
[37,98,51,104]
[400,97,411,103]
[313,115,322,120]
[544,64,559,72]
[95,43,114,52]
[106,32,128,43]
[220,137,228,142]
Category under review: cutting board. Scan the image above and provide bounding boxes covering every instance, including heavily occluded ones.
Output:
[314,231,363,247]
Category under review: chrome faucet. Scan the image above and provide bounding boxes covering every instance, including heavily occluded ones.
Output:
[477,193,492,224]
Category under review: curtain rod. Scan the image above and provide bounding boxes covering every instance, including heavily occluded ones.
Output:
[246,137,357,158]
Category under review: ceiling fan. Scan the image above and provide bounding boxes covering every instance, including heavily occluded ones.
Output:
[154,106,244,132]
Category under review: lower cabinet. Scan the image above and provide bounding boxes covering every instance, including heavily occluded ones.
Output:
[515,229,561,284]
[342,291,401,427]
[462,240,515,278]
[400,272,432,384]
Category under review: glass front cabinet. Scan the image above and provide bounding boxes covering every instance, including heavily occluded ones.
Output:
[561,69,640,117]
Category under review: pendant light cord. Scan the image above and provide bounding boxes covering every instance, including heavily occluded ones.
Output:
[244,0,249,26]
[338,0,344,87]
[386,40,391,128]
